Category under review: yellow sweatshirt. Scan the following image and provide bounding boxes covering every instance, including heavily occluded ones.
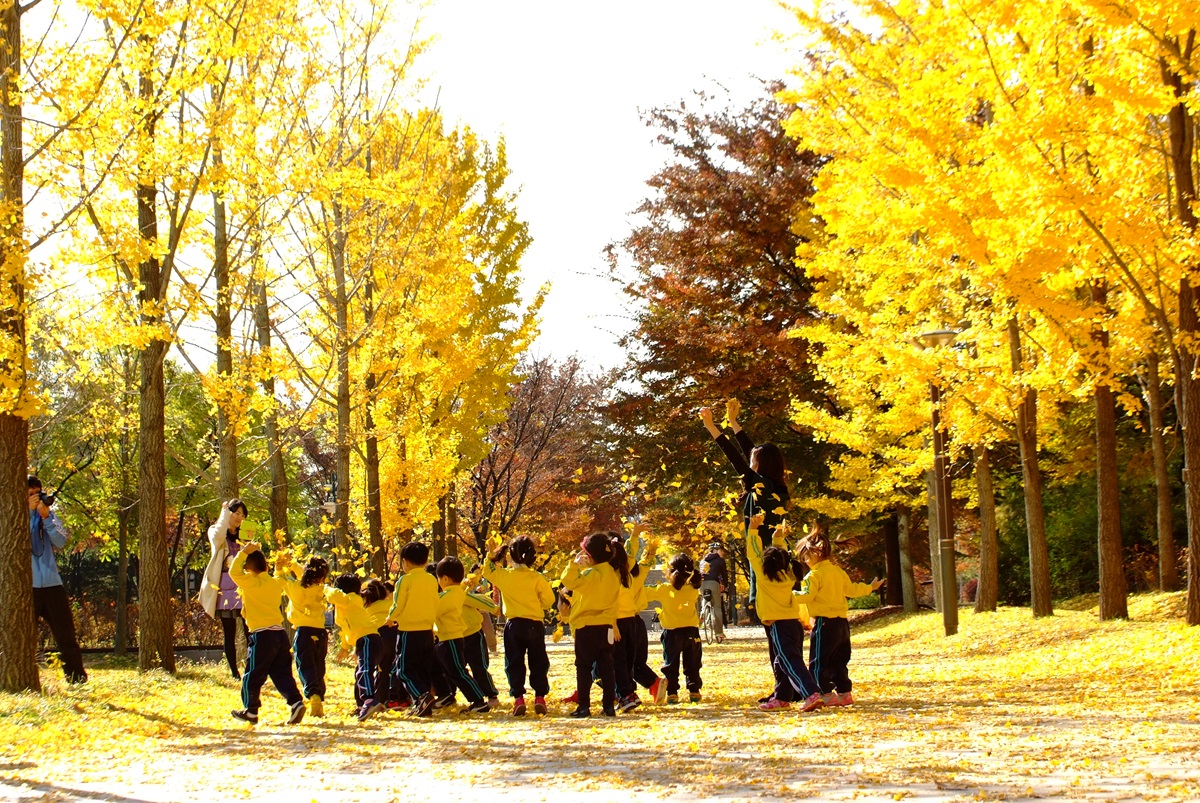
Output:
[746,529,804,623]
[229,552,287,632]
[561,561,620,629]
[388,568,439,631]
[795,559,876,618]
[616,534,654,619]
[325,588,390,643]
[462,591,499,637]
[280,561,327,629]
[435,584,471,640]
[482,561,554,622]
[645,583,700,630]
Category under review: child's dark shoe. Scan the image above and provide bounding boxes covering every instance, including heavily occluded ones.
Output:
[433,693,456,710]
[231,709,258,724]
[602,704,616,717]
[618,694,641,713]
[467,700,490,714]
[288,700,306,725]
[568,707,591,719]
[689,692,702,703]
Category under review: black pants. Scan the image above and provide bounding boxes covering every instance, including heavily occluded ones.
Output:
[355,633,383,706]
[573,624,615,711]
[219,613,249,677]
[611,616,659,697]
[463,630,498,698]
[33,585,86,683]
[241,629,302,714]
[293,626,327,699]
[503,617,550,698]
[394,629,437,699]
[766,619,819,702]
[376,625,406,703]
[810,616,853,694]
[660,626,702,694]
[436,638,485,705]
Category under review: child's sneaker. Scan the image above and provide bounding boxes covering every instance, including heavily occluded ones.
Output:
[688,692,702,703]
[433,693,456,710]
[798,693,825,713]
[411,692,435,718]
[357,699,382,722]
[488,696,500,709]
[568,707,591,719]
[467,700,491,714]
[288,700,306,725]
[308,695,324,718]
[758,698,790,711]
[533,696,547,715]
[513,696,527,717]
[602,703,617,717]
[231,709,258,724]
[562,689,579,704]
[836,691,854,707]
[820,692,839,707]
[618,693,641,713]
[648,677,667,705]
[757,693,774,704]
[666,694,680,705]
[385,700,405,712]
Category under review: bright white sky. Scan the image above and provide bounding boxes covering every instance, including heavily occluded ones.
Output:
[414,0,799,370]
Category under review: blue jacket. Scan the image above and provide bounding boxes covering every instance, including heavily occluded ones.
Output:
[30,509,66,589]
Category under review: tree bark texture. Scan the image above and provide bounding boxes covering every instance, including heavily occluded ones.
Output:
[974,447,999,613]
[1143,351,1179,591]
[213,155,237,502]
[254,281,288,539]
[882,516,903,606]
[896,509,918,613]
[1092,282,1129,621]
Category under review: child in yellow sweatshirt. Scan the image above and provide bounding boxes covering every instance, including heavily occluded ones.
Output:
[228,543,305,725]
[484,535,555,716]
[326,575,391,722]
[561,533,628,719]
[278,555,329,716]
[645,554,704,704]
[747,520,824,713]
[387,542,440,717]
[433,557,491,713]
[796,529,883,707]
[460,573,501,709]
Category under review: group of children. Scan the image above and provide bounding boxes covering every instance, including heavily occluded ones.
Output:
[225,517,880,725]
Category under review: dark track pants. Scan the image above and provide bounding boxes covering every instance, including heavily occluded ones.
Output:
[503,617,550,698]
[766,619,819,702]
[660,626,702,694]
[241,629,302,714]
[463,630,498,698]
[573,624,615,712]
[355,633,383,706]
[33,585,87,683]
[436,638,485,705]
[809,616,853,694]
[612,615,658,697]
[393,629,437,699]
[376,625,407,703]
[293,626,327,699]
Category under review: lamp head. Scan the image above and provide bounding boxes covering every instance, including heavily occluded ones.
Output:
[918,329,958,348]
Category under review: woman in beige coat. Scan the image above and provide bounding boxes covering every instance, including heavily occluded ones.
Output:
[199,499,248,678]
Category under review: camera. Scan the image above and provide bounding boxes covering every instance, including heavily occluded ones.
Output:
[39,491,56,507]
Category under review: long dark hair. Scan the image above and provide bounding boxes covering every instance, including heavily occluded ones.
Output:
[581,532,630,588]
[669,554,702,590]
[301,556,329,588]
[751,444,786,489]
[361,578,387,605]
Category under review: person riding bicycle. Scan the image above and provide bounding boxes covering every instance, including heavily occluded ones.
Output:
[700,543,727,642]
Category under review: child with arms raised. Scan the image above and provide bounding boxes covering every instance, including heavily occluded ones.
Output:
[229,543,305,725]
[326,575,392,721]
[561,533,628,719]
[747,515,824,713]
[279,555,330,717]
[796,528,883,707]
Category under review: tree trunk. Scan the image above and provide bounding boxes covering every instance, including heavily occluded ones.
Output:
[882,516,902,606]
[1092,282,1128,621]
[925,469,942,612]
[974,446,999,613]
[0,0,38,693]
[432,494,447,562]
[363,272,384,576]
[1009,317,1054,617]
[897,508,918,613]
[332,201,350,568]
[1162,33,1200,625]
[254,281,288,540]
[1144,350,1179,591]
[446,482,459,559]
[136,62,175,673]
[213,149,237,502]
[115,494,133,655]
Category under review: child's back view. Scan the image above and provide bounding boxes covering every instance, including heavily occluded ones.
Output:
[388,542,439,716]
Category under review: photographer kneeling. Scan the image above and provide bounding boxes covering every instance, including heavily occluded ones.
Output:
[29,476,87,684]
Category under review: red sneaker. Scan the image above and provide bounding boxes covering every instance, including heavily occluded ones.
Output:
[513,696,527,717]
[837,691,854,707]
[533,696,547,715]
[759,698,790,711]
[562,689,579,704]
[798,693,825,713]
[648,677,667,705]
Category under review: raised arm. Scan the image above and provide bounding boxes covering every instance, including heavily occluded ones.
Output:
[726,398,758,458]
[465,591,499,615]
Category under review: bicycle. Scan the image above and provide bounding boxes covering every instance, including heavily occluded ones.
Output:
[699,588,717,645]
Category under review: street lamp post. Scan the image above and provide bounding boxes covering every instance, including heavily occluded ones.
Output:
[920,329,958,637]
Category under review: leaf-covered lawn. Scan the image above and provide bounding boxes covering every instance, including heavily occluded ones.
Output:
[2,593,1198,802]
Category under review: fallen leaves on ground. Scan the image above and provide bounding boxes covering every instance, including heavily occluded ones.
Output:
[1,593,1198,802]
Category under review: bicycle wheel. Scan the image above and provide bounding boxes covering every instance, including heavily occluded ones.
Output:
[701,603,716,645]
